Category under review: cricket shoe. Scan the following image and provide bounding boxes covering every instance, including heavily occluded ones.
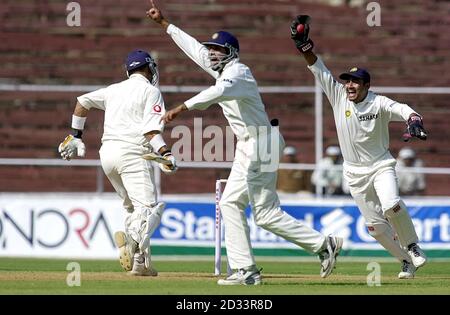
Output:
[217,266,262,285]
[318,236,343,278]
[407,243,427,268]
[114,231,138,272]
[129,252,158,276]
[398,260,417,279]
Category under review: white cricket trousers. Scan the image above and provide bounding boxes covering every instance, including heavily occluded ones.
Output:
[344,165,419,261]
[345,165,404,225]
[219,129,326,269]
[99,141,158,242]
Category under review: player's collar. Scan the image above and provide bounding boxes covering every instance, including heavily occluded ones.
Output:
[129,73,150,84]
[221,58,239,72]
[353,91,374,105]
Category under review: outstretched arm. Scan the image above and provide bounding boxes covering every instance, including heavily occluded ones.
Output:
[160,104,188,125]
[290,15,345,106]
[146,0,217,78]
[146,0,169,30]
[290,15,317,66]
[302,50,318,67]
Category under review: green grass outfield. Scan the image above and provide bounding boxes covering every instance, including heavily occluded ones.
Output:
[0,257,449,295]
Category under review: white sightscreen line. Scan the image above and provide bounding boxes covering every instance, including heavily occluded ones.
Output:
[1,158,450,175]
[1,84,450,94]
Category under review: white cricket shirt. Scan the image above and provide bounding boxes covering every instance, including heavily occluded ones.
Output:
[308,57,418,174]
[166,24,272,141]
[77,73,166,145]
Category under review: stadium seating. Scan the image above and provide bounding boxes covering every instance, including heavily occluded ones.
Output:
[0,0,449,195]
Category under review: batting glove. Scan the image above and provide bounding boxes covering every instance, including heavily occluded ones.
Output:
[58,134,86,160]
[402,115,427,142]
[290,15,314,53]
[159,151,178,174]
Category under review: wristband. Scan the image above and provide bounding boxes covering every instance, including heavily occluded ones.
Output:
[149,133,167,152]
[161,149,172,157]
[73,130,83,139]
[72,115,87,130]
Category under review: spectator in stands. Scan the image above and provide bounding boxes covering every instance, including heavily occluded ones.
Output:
[277,146,312,194]
[311,145,346,196]
[396,147,426,196]
[58,50,177,277]
[291,14,428,279]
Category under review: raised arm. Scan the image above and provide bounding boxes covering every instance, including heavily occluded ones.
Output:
[290,15,317,66]
[290,15,345,106]
[146,0,170,31]
[146,1,217,78]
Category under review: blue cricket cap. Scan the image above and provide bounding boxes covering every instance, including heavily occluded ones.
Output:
[339,67,371,83]
[202,31,240,52]
[125,50,153,72]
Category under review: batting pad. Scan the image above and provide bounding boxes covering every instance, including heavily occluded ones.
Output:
[384,200,419,248]
[139,202,165,252]
[367,222,410,262]
[125,202,165,253]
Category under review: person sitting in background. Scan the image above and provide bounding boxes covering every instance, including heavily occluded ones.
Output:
[396,147,426,196]
[311,145,345,196]
[277,146,312,194]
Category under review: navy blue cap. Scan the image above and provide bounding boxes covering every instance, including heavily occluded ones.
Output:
[339,67,371,83]
[125,50,154,72]
[202,31,240,52]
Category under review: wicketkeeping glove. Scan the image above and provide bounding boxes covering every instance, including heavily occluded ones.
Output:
[290,15,314,53]
[402,115,427,142]
[58,134,86,160]
[158,151,178,174]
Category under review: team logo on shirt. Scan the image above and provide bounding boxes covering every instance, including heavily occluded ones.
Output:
[358,113,379,121]
[152,104,162,113]
[345,110,352,118]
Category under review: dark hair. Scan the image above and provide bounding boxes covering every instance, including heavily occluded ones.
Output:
[128,64,148,76]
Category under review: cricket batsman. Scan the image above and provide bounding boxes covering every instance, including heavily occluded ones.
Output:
[58,50,177,276]
[147,2,343,285]
[291,15,428,278]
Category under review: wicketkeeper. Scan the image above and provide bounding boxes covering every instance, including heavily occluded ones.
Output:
[58,50,177,276]
[291,15,428,279]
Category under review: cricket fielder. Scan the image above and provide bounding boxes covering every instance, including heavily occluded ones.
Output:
[58,50,177,276]
[291,15,428,279]
[147,3,343,285]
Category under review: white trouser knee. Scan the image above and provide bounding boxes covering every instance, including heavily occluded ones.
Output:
[384,200,419,248]
[125,202,165,253]
[366,222,410,262]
